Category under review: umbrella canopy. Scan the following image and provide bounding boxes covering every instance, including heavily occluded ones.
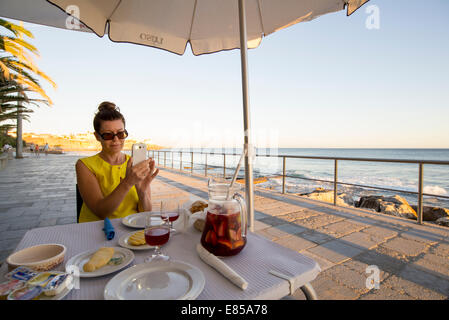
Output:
[1,0,369,55]
[0,0,369,231]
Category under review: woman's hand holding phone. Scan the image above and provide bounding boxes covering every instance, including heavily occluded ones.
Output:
[125,157,159,189]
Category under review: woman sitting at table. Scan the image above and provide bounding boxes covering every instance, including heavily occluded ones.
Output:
[76,101,159,223]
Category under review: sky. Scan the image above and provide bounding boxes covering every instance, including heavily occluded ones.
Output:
[3,0,449,149]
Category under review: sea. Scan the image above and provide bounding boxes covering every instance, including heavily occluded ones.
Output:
[68,148,449,209]
[157,148,449,209]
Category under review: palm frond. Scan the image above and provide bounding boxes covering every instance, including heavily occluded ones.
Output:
[0,18,34,38]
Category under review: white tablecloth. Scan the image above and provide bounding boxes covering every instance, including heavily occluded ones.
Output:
[1,218,320,300]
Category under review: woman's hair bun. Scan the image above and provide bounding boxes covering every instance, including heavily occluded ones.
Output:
[93,101,125,133]
[98,101,119,113]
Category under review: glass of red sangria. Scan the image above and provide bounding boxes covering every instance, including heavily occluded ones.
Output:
[160,200,180,233]
[144,213,170,262]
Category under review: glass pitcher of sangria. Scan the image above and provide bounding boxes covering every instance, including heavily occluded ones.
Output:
[200,178,247,256]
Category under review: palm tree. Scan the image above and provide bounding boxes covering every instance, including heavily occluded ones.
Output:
[0,78,49,133]
[0,18,56,150]
[0,18,56,102]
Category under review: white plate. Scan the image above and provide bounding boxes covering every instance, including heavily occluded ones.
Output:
[65,247,134,278]
[122,212,163,229]
[118,232,155,251]
[104,260,205,300]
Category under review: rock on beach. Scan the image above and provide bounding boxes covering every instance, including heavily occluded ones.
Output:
[292,188,449,227]
[356,195,417,219]
[298,188,354,207]
[410,205,449,222]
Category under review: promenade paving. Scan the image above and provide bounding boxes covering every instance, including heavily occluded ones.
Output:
[0,154,448,300]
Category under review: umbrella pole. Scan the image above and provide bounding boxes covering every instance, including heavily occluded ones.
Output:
[238,0,255,232]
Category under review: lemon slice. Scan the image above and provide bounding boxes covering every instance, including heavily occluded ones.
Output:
[128,230,146,246]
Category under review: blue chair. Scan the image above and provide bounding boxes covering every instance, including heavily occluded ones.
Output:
[76,184,83,223]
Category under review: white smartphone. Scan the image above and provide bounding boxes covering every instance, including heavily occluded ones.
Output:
[131,143,147,166]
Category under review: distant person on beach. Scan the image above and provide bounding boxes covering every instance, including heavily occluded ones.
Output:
[75,101,159,223]
[34,144,40,157]
[44,143,49,156]
[2,143,11,152]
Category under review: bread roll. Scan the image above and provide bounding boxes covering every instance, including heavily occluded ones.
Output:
[83,247,114,272]
[189,200,208,214]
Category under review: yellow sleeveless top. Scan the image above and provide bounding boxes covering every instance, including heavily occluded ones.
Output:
[79,153,139,223]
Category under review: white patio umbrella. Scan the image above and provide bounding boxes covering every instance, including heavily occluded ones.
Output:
[0,0,370,231]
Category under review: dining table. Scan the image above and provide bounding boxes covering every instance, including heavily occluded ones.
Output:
[0,214,321,300]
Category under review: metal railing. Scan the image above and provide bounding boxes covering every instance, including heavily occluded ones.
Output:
[149,150,449,225]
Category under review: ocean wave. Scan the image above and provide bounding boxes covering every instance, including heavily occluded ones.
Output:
[423,185,447,195]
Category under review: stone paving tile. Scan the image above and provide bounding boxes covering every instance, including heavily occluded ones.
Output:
[254,229,278,241]
[430,240,449,257]
[296,272,360,300]
[0,212,25,221]
[258,204,307,217]
[2,207,28,215]
[0,229,27,242]
[254,211,266,220]
[308,239,366,264]
[253,219,271,231]
[411,252,449,281]
[38,218,59,228]
[254,200,285,210]
[293,214,345,229]
[21,210,41,217]
[0,216,23,226]
[300,230,335,245]
[0,251,13,263]
[301,250,335,272]
[315,220,366,238]
[8,217,40,231]
[373,244,412,264]
[381,237,429,257]
[275,209,321,222]
[400,229,443,245]
[257,216,288,227]
[275,223,308,236]
[339,231,384,250]
[342,216,381,228]
[38,212,67,220]
[324,264,371,295]
[339,259,391,281]
[376,221,412,233]
[383,276,447,300]
[397,266,449,298]
[359,285,414,300]
[274,235,317,252]
[0,239,21,252]
[361,225,399,240]
[259,226,300,240]
[350,248,408,275]
[57,217,76,225]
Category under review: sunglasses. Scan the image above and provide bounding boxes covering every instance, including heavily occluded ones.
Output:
[98,129,128,140]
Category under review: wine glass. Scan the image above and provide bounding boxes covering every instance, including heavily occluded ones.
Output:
[160,200,180,233]
[144,213,170,262]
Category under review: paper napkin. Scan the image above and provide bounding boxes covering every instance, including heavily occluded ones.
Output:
[196,243,248,290]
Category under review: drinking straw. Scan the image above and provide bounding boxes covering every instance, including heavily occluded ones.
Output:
[226,149,247,200]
